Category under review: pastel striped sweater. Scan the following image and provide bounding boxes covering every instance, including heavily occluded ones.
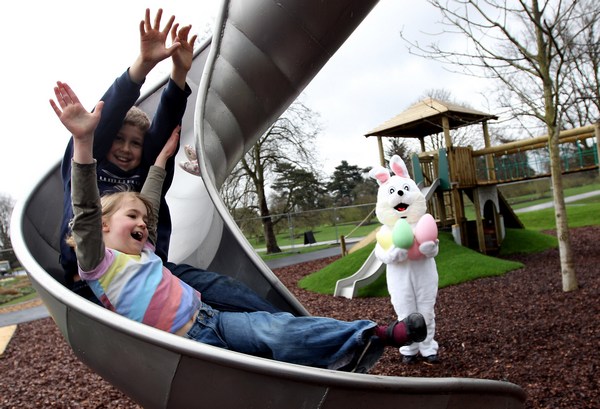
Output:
[71,161,201,334]
[79,243,201,333]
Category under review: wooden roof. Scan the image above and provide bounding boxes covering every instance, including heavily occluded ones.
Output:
[365,98,498,138]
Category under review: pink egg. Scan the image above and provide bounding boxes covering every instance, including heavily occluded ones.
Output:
[414,214,438,243]
[407,242,422,260]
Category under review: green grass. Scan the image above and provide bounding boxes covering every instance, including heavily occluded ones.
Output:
[298,244,377,293]
[0,275,38,306]
[282,185,600,297]
[509,183,600,210]
[517,197,600,230]
[499,228,557,255]
[264,188,598,299]
[299,191,600,297]
[0,291,39,307]
[463,184,600,219]
[299,193,598,297]
[299,232,525,297]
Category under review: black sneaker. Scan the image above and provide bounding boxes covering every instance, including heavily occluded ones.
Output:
[422,354,441,365]
[402,354,419,365]
[384,313,427,347]
[403,313,427,343]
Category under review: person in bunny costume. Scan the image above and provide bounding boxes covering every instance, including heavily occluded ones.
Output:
[369,154,440,365]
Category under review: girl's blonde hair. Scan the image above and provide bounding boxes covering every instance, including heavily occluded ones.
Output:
[66,191,156,248]
[123,106,151,134]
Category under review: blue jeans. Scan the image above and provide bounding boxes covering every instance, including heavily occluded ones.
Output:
[184,303,384,372]
[166,263,281,313]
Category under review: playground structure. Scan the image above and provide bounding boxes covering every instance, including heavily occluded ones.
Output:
[11,1,527,408]
[335,99,599,299]
[365,98,600,255]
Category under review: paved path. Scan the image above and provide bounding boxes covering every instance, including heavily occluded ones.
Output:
[514,190,600,213]
[265,245,345,269]
[0,304,49,327]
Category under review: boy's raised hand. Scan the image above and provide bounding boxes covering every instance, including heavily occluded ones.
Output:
[170,23,197,89]
[130,8,181,83]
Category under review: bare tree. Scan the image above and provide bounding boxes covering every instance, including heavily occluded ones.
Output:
[385,137,416,163]
[223,100,321,253]
[401,0,599,291]
[220,164,256,212]
[0,193,15,250]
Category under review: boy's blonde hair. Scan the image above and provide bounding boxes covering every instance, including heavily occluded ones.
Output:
[123,106,151,134]
[66,191,156,248]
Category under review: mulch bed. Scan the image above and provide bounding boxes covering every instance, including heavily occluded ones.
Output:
[1,226,598,408]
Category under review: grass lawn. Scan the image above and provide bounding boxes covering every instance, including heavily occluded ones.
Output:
[0,275,38,307]
[0,291,39,307]
[517,196,600,230]
[299,193,597,297]
[506,182,600,210]
[463,183,600,219]
[299,231,527,297]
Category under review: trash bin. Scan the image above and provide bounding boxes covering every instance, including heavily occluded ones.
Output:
[303,231,316,245]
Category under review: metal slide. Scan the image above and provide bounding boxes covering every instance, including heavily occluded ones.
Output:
[334,179,441,299]
[334,249,386,299]
[11,1,526,408]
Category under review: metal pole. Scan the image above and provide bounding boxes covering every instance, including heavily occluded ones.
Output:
[333,207,339,244]
[595,123,600,178]
[288,213,294,251]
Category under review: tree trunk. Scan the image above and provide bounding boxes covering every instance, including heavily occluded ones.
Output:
[548,128,578,292]
[257,179,281,254]
[532,0,577,292]
[262,216,281,254]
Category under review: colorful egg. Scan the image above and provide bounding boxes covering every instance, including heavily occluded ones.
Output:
[376,229,393,250]
[392,219,414,249]
[407,242,422,260]
[414,214,438,243]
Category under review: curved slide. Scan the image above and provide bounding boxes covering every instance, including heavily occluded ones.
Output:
[11,1,526,408]
[334,248,386,299]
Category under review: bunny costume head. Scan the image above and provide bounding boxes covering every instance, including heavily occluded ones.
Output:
[369,155,427,227]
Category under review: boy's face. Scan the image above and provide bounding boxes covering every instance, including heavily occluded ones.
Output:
[102,196,149,255]
[107,124,144,171]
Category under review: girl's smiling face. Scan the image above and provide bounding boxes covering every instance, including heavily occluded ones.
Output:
[102,195,149,255]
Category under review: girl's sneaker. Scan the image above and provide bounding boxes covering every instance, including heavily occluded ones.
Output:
[179,160,201,176]
[183,144,198,161]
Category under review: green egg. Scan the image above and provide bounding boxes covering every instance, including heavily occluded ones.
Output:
[392,219,414,249]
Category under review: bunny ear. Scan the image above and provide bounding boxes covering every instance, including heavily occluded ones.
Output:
[369,166,390,185]
[389,155,410,178]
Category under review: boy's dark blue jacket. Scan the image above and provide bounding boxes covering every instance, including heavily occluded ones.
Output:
[59,69,191,284]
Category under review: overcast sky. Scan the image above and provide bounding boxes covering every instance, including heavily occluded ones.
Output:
[0,0,493,201]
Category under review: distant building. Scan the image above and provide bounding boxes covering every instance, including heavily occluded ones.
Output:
[0,260,10,274]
